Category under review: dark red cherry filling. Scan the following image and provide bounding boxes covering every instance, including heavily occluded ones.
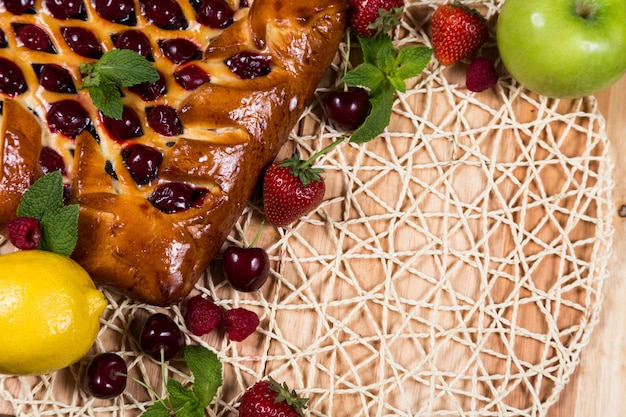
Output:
[159,39,201,64]
[148,182,207,213]
[44,0,86,20]
[121,144,162,185]
[113,30,152,58]
[146,106,183,136]
[197,0,234,29]
[0,58,28,96]
[0,29,7,48]
[4,0,34,15]
[94,0,137,25]
[142,0,187,30]
[47,100,90,138]
[101,106,143,140]
[128,71,166,101]
[225,51,271,79]
[36,64,76,94]
[174,65,210,90]
[39,146,66,175]
[14,24,56,53]
[61,27,103,58]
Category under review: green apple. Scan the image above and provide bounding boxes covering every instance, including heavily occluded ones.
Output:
[496,0,626,98]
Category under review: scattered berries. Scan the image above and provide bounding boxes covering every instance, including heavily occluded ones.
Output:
[239,377,308,417]
[224,307,259,342]
[185,295,223,336]
[347,0,404,37]
[431,3,489,66]
[466,57,498,92]
[7,216,41,250]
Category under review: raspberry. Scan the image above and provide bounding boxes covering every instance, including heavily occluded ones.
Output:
[466,57,499,93]
[184,295,222,336]
[223,307,259,342]
[7,216,41,250]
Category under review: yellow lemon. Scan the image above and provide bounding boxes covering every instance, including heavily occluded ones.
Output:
[0,250,108,375]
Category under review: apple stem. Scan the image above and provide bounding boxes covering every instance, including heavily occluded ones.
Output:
[575,1,594,19]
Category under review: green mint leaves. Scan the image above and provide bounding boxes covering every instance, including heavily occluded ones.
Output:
[80,49,159,120]
[141,345,223,417]
[16,171,79,257]
[343,34,432,144]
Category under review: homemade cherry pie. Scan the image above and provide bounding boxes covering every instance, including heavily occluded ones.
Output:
[0,0,347,305]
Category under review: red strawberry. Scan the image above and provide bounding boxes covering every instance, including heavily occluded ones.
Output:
[238,377,308,417]
[263,140,343,227]
[347,0,404,38]
[431,3,489,66]
[466,56,498,92]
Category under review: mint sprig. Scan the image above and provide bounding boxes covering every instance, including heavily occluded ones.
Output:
[80,49,159,120]
[343,34,432,144]
[141,345,223,417]
[16,171,79,257]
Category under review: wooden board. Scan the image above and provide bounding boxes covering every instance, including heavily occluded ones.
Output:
[0,2,621,416]
[548,75,626,417]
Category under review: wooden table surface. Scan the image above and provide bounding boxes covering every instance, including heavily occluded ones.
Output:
[548,77,626,416]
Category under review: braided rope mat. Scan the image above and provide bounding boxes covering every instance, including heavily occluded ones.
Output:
[0,1,615,416]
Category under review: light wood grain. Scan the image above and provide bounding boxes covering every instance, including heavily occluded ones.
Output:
[547,76,626,417]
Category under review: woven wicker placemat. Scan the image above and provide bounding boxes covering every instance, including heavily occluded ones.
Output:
[0,1,615,416]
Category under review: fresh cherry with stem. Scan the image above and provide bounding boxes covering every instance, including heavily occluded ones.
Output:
[222,221,271,292]
[323,86,371,131]
[83,353,128,399]
[322,32,372,132]
[139,313,184,361]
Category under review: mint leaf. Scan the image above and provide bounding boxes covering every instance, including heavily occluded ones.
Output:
[343,33,432,144]
[88,83,124,120]
[140,402,170,417]
[17,171,64,220]
[359,34,396,73]
[80,49,158,119]
[394,46,433,83]
[343,63,385,91]
[184,345,222,407]
[167,379,203,417]
[349,86,395,144]
[138,345,222,417]
[15,171,80,256]
[39,205,79,256]
[94,49,159,87]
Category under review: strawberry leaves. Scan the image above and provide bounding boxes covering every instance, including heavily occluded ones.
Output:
[343,34,432,144]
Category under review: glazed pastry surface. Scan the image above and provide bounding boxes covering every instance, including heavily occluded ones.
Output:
[0,0,347,305]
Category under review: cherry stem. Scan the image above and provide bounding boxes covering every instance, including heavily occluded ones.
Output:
[342,30,351,92]
[304,138,344,167]
[249,219,265,248]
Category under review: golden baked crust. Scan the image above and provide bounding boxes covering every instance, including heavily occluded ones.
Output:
[0,0,347,305]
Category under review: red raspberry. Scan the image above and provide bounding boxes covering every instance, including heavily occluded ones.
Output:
[184,295,223,336]
[7,216,41,250]
[466,57,499,93]
[224,307,259,342]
